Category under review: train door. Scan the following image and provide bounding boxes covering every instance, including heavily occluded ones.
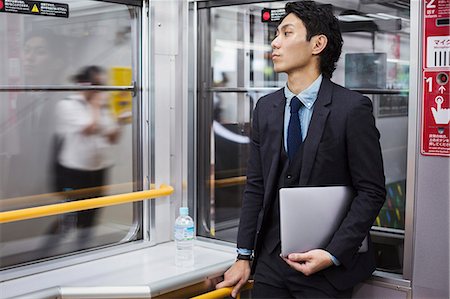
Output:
[0,0,146,269]
[192,0,415,296]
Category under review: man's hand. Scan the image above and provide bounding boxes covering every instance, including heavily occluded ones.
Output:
[281,249,333,276]
[215,260,251,298]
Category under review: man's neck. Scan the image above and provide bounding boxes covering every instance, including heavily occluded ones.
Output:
[286,68,321,94]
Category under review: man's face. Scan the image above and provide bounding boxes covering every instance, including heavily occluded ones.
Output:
[271,13,316,75]
[23,37,52,81]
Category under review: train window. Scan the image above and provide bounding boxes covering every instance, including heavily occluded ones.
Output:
[195,1,410,275]
[0,1,142,269]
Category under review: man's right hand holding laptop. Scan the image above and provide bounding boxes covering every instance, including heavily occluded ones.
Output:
[281,248,334,276]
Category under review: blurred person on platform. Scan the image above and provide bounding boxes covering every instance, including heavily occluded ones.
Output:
[44,65,120,253]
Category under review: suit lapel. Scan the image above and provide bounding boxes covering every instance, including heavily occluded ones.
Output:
[299,78,333,185]
[263,89,285,207]
[267,89,285,158]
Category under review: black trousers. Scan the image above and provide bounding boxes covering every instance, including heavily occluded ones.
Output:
[252,243,353,299]
[41,164,107,255]
[55,164,107,230]
[35,164,108,258]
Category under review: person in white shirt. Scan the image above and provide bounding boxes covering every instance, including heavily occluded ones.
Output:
[48,65,120,252]
[56,66,119,173]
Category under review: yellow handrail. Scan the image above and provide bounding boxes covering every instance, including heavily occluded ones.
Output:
[1,182,135,211]
[191,281,253,299]
[214,176,247,188]
[0,184,173,224]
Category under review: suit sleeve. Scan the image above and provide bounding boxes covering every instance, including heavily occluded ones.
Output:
[325,96,386,268]
[236,101,265,250]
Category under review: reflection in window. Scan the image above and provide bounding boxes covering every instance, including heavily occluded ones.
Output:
[0,1,140,268]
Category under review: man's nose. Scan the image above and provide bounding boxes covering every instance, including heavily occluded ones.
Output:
[271,36,280,49]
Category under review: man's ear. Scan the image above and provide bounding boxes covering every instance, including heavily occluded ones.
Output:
[311,34,328,55]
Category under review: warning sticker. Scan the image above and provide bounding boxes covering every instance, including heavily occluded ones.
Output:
[427,36,450,68]
[422,0,450,157]
[421,70,450,156]
[0,0,69,18]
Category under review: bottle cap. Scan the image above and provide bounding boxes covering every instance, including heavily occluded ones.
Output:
[180,207,189,216]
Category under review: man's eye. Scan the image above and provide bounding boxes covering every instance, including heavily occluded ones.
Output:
[284,32,292,36]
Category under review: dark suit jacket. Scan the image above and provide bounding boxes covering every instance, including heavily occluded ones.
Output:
[236,77,386,290]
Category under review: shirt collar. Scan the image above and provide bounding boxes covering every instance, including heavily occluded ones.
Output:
[284,74,323,110]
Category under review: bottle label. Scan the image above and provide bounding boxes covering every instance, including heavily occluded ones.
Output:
[175,226,194,240]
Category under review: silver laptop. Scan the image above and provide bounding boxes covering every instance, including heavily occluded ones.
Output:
[279,186,367,257]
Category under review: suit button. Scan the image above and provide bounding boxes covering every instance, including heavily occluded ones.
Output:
[286,175,292,179]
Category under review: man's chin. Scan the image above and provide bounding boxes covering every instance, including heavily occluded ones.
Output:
[272,64,284,73]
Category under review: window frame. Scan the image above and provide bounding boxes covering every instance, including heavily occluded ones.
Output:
[0,0,153,280]
[190,0,419,282]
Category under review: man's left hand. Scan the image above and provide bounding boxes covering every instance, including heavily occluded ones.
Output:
[281,249,333,276]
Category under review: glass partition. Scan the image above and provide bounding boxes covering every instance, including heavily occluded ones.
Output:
[196,0,410,275]
[0,0,141,268]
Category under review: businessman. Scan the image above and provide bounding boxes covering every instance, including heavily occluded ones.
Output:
[216,1,386,298]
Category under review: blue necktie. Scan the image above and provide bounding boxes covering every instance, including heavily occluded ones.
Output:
[287,96,302,160]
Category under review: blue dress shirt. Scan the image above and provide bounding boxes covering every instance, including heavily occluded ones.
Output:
[283,75,322,151]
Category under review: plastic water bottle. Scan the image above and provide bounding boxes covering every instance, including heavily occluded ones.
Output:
[174,207,194,267]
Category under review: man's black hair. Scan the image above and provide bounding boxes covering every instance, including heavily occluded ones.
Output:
[283,1,343,78]
[72,65,106,85]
